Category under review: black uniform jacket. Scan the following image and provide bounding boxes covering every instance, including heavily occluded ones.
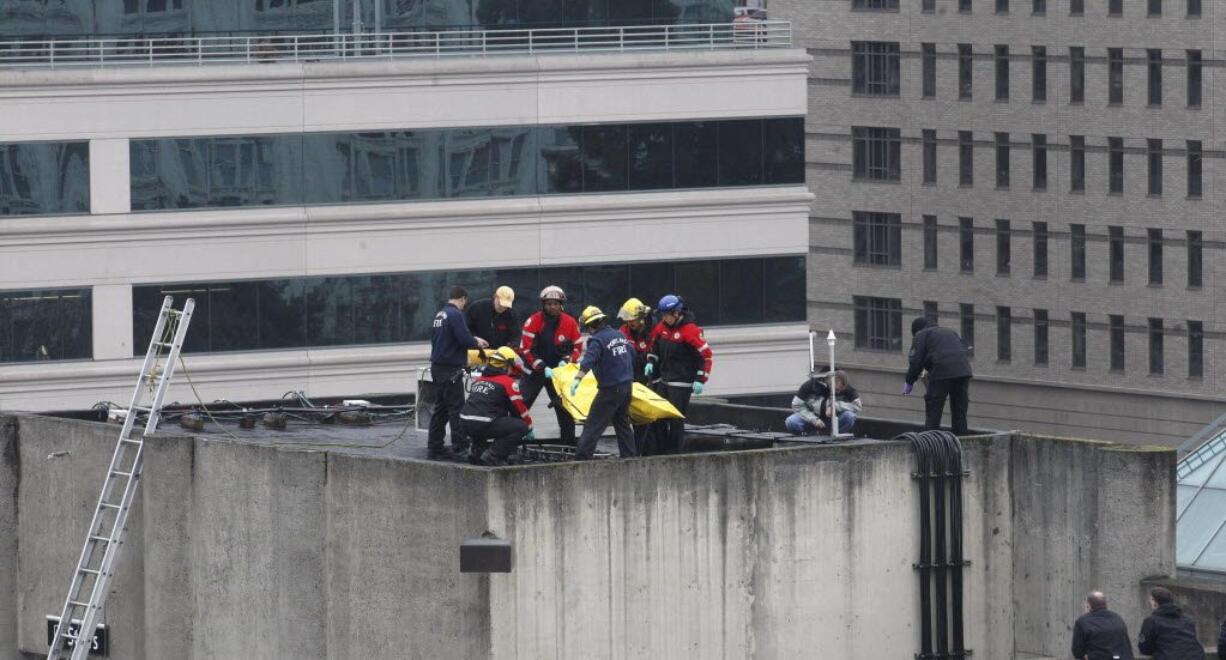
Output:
[906,319,973,384]
[1071,608,1133,660]
[1137,604,1206,660]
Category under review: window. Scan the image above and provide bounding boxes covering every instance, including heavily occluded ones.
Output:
[1032,134,1047,189]
[1187,140,1202,197]
[995,45,1010,100]
[853,296,902,350]
[996,0,1008,13]
[995,132,1010,188]
[1034,309,1049,365]
[1148,0,1161,15]
[1108,49,1124,104]
[1071,223,1086,279]
[1148,139,1163,195]
[961,304,976,356]
[960,217,975,272]
[1109,315,1126,371]
[1033,221,1048,277]
[1149,317,1164,374]
[923,301,939,323]
[1032,46,1047,102]
[959,131,974,186]
[923,215,939,270]
[0,141,90,217]
[1148,50,1163,106]
[852,0,899,8]
[1108,137,1124,194]
[1071,312,1087,368]
[1187,50,1202,106]
[853,211,902,266]
[923,129,937,184]
[1069,47,1085,103]
[1148,228,1163,285]
[923,0,935,11]
[1033,0,1045,13]
[852,42,901,96]
[922,44,937,98]
[852,127,902,181]
[958,44,973,99]
[1188,0,1201,16]
[1188,320,1203,378]
[1070,135,1085,191]
[1109,0,1122,14]
[959,0,971,12]
[0,288,93,363]
[1187,231,1203,288]
[997,307,1012,361]
[1070,0,1083,15]
[1109,226,1125,283]
[996,219,1011,275]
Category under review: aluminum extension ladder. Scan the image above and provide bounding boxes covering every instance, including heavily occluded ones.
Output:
[47,296,194,660]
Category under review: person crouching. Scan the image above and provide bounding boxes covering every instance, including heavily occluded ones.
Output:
[460,346,535,466]
[785,370,862,436]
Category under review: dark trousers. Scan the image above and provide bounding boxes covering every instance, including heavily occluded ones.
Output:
[647,383,692,454]
[520,370,576,445]
[924,376,972,435]
[427,364,468,452]
[576,383,636,459]
[462,416,529,459]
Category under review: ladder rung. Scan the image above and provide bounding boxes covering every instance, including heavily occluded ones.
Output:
[67,600,91,609]
[110,470,132,478]
[131,405,153,412]
[79,568,101,575]
[120,438,142,445]
[98,503,121,510]
[88,535,110,543]
[59,630,81,641]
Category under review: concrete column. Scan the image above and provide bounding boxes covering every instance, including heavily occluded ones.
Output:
[92,285,133,361]
[88,138,130,215]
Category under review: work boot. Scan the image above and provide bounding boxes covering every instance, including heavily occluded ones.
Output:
[426,447,454,461]
[480,449,507,467]
[451,439,470,455]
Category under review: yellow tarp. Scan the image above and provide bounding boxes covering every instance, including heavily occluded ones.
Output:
[548,363,683,425]
[467,348,491,367]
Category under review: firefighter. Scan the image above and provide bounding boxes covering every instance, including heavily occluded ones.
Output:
[617,297,655,452]
[645,294,713,454]
[518,285,581,445]
[572,306,636,459]
[460,346,534,467]
[427,285,488,461]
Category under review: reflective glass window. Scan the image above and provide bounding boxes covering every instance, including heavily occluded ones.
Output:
[718,259,764,324]
[628,123,674,190]
[718,119,763,187]
[674,122,719,189]
[0,288,92,363]
[763,117,804,185]
[581,124,629,192]
[0,141,89,217]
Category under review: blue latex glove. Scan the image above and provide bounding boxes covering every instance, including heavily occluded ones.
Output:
[524,429,536,442]
[644,363,654,378]
[692,381,704,395]
[544,367,553,379]
[557,359,568,368]
[569,379,581,397]
[902,382,913,395]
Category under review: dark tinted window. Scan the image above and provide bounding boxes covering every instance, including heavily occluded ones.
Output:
[922,44,937,98]
[718,120,763,187]
[763,117,805,185]
[628,123,674,190]
[996,306,1011,361]
[852,127,901,181]
[1149,317,1164,374]
[996,219,1011,275]
[959,131,974,186]
[1109,0,1122,14]
[1070,135,1085,191]
[1033,309,1049,365]
[1149,228,1163,285]
[132,256,804,354]
[1189,320,1203,378]
[1032,46,1046,102]
[1070,0,1084,14]
[1187,140,1203,197]
[1109,315,1125,371]
[1148,0,1162,15]
[0,288,92,363]
[1188,0,1201,16]
[1032,134,1047,189]
[923,215,938,270]
[1148,49,1163,106]
[995,132,1010,188]
[582,124,629,192]
[852,41,901,96]
[853,296,902,351]
[922,129,937,184]
[960,304,975,357]
[1148,139,1163,195]
[1108,137,1124,194]
[853,211,902,266]
[1109,49,1124,104]
[1033,221,1048,277]
[960,217,974,272]
[1070,223,1086,279]
[958,44,973,99]
[1071,312,1086,368]
[1069,47,1085,103]
[995,46,1010,100]
[1188,50,1202,106]
[1187,231,1203,288]
[0,141,89,217]
[1109,226,1125,283]
[674,122,719,189]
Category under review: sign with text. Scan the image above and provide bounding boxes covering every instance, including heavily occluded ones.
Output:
[45,616,108,656]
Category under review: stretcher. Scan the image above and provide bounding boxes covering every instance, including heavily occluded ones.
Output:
[548,363,684,425]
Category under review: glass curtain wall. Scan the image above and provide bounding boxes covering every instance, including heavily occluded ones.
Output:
[0,288,92,363]
[0,141,89,217]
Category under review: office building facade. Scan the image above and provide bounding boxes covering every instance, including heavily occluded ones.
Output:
[0,1,812,409]
[777,0,1221,444]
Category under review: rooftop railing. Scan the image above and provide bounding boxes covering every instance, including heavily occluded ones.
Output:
[0,21,791,69]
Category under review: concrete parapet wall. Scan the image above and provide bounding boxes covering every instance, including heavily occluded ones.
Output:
[0,413,1179,659]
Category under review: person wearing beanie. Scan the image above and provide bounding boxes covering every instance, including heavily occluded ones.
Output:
[903,315,973,435]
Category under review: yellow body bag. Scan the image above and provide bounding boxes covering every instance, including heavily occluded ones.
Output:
[548,363,683,425]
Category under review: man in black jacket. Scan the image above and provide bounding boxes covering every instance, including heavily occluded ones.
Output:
[903,316,973,435]
[465,285,520,349]
[1137,586,1206,660]
[1071,591,1133,660]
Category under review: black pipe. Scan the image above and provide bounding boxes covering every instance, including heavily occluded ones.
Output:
[916,434,933,658]
[932,433,949,657]
[948,438,966,657]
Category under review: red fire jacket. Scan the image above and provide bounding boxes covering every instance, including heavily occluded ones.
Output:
[519,311,582,370]
[461,371,533,427]
[647,313,713,385]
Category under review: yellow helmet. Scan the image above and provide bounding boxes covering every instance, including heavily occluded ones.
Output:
[617,297,650,321]
[486,346,519,369]
[579,305,606,327]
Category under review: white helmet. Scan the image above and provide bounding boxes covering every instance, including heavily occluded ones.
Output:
[539,285,566,302]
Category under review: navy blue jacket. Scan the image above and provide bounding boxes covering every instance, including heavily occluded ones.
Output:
[430,303,479,367]
[1137,604,1205,660]
[579,326,634,387]
[1071,608,1133,660]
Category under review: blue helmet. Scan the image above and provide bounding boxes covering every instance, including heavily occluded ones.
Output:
[657,294,683,313]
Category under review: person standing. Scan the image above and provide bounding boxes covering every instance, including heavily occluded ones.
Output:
[1071,591,1134,660]
[465,285,520,349]
[785,370,862,436]
[518,285,581,445]
[902,316,973,435]
[460,346,534,467]
[571,306,636,459]
[428,286,487,461]
[645,294,712,454]
[1137,587,1206,660]
[617,297,655,452]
